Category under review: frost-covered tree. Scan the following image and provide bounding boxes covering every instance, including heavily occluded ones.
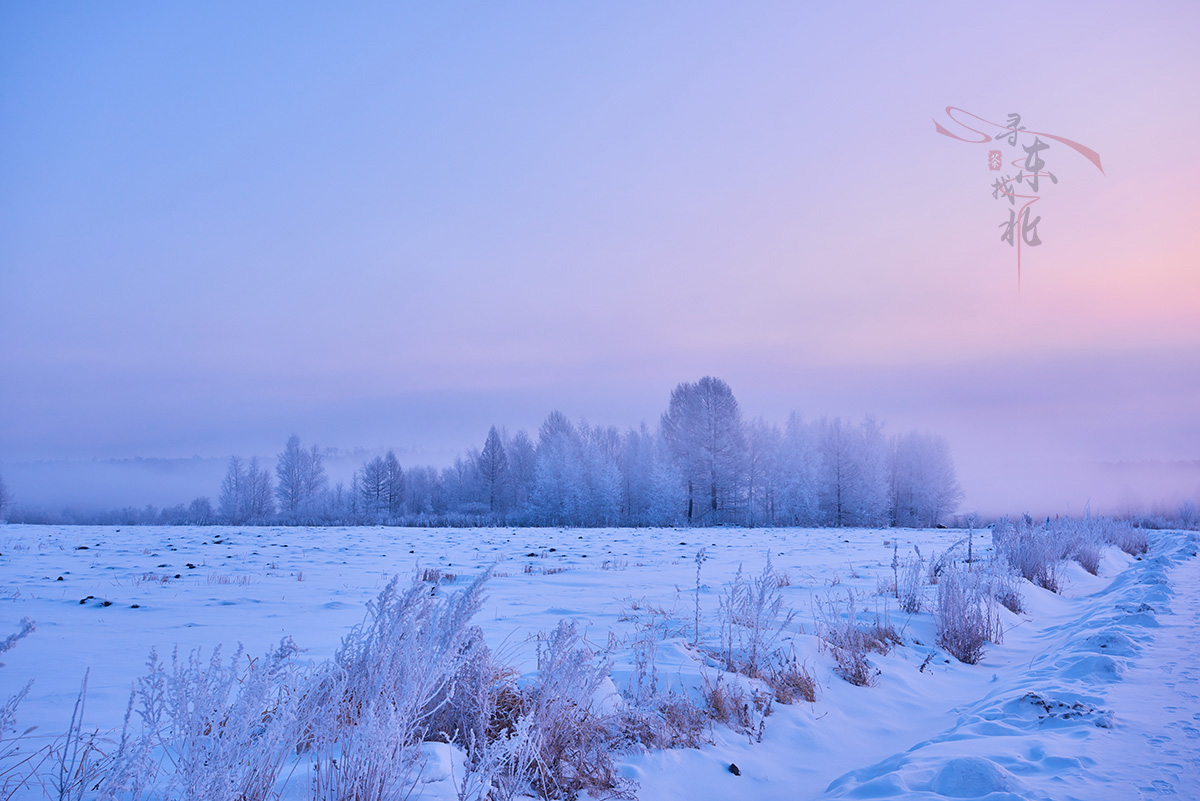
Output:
[442,450,484,516]
[218,455,246,523]
[359,455,387,517]
[0,471,10,522]
[661,377,745,524]
[743,418,782,527]
[478,426,509,516]
[382,450,405,517]
[531,411,580,524]
[890,431,963,527]
[618,424,657,525]
[218,455,273,523]
[778,412,819,525]
[360,451,404,519]
[187,496,213,524]
[505,429,536,513]
[245,457,275,521]
[403,466,439,518]
[577,422,622,525]
[275,435,327,519]
[855,417,892,527]
[815,417,859,527]
[813,416,892,527]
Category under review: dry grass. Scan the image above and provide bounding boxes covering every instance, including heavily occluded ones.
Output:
[419,567,457,584]
[704,678,765,735]
[815,592,896,687]
[763,655,817,704]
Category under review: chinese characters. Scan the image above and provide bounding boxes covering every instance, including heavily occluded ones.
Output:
[933,107,1103,290]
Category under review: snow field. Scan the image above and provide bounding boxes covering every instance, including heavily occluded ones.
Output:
[0,524,1196,799]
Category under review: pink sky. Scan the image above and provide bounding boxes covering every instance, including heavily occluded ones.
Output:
[1,2,1197,514]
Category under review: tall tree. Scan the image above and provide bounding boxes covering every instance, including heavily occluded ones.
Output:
[245,457,275,521]
[382,450,405,517]
[779,412,819,525]
[218,456,246,523]
[505,430,537,513]
[816,417,858,527]
[743,418,782,527]
[275,435,327,518]
[890,432,963,527]
[531,412,579,524]
[577,422,622,525]
[478,426,510,516]
[618,424,656,525]
[359,455,387,518]
[660,376,745,524]
[855,417,892,527]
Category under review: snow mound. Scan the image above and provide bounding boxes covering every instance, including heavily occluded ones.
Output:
[929,757,1015,797]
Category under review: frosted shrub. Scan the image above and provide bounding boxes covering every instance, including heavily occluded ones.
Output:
[716,558,797,679]
[1100,518,1149,555]
[100,638,304,801]
[1072,538,1103,575]
[815,592,899,687]
[0,619,35,740]
[897,548,925,614]
[307,571,490,796]
[620,693,708,752]
[762,648,817,704]
[1,619,39,796]
[500,620,622,800]
[986,560,1024,614]
[702,674,771,738]
[992,518,1063,593]
[620,619,708,750]
[308,679,422,801]
[935,562,1002,665]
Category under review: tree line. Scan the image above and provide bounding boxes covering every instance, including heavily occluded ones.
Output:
[211,377,965,528]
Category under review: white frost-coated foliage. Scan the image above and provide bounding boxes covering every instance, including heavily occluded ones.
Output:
[935,562,1003,665]
[716,558,797,679]
[777,412,821,525]
[529,413,623,527]
[99,639,304,801]
[990,514,1151,596]
[94,573,492,801]
[274,434,328,520]
[992,518,1064,593]
[1079,515,1148,558]
[1,619,37,795]
[815,592,897,687]
[478,426,510,516]
[498,620,622,800]
[218,455,274,524]
[986,559,1025,615]
[890,432,964,528]
[896,547,925,614]
[307,570,499,800]
[0,471,11,522]
[358,449,406,520]
[661,377,745,525]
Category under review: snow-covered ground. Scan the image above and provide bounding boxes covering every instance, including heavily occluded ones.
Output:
[1,524,1197,799]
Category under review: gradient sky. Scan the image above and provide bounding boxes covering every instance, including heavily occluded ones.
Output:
[2,2,1198,515]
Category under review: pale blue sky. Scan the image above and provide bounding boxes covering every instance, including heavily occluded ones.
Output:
[2,2,1198,513]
